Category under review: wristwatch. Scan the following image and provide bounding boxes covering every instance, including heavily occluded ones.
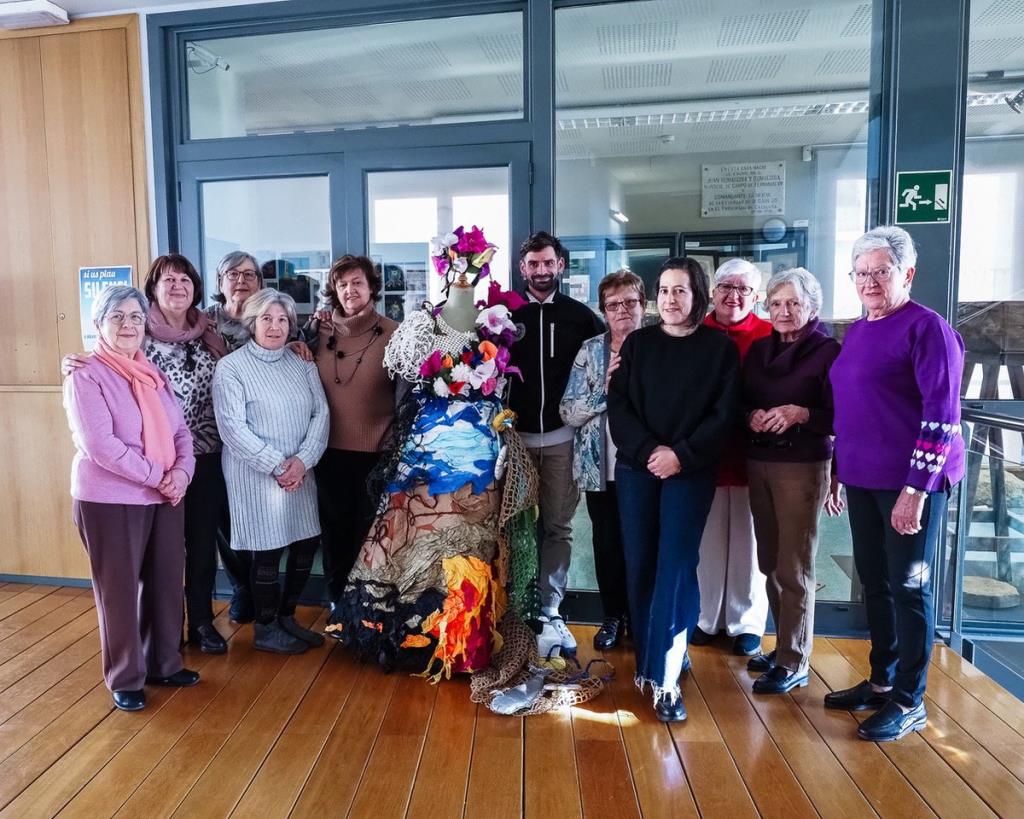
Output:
[904,486,919,496]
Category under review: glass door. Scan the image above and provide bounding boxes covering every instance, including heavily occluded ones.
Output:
[344,143,532,312]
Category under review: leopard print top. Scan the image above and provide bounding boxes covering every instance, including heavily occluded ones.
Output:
[144,337,221,455]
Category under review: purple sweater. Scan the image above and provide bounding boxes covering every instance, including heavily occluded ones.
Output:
[830,301,965,492]
[64,356,195,504]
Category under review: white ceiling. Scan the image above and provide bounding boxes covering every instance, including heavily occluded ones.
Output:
[181,0,1024,152]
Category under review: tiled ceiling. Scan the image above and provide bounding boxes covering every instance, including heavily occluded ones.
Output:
[187,0,1024,153]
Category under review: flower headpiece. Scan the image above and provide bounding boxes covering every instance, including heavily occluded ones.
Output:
[430,225,497,293]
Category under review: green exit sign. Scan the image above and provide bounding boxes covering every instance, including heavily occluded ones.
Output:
[894,170,953,224]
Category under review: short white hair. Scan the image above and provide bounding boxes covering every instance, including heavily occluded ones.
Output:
[851,225,917,272]
[713,258,761,291]
[92,285,148,324]
[766,267,823,317]
[241,288,297,336]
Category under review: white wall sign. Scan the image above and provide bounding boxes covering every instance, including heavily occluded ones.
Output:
[701,162,786,218]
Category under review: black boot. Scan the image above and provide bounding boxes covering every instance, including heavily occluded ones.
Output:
[278,615,325,647]
[654,690,687,722]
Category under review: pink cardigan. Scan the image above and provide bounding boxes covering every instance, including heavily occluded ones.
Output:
[64,356,195,504]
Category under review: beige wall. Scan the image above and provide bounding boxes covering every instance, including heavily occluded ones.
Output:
[0,16,149,578]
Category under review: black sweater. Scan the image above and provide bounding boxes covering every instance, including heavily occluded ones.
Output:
[608,324,740,473]
[509,292,605,435]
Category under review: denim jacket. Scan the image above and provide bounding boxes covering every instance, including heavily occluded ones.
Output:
[559,333,611,492]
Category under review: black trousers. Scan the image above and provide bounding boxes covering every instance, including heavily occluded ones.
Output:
[315,448,381,601]
[183,454,248,628]
[249,538,319,625]
[585,482,628,620]
[846,485,948,708]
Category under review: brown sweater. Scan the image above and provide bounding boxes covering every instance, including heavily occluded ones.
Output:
[315,308,399,452]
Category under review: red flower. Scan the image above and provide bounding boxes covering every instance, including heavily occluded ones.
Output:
[454,225,489,254]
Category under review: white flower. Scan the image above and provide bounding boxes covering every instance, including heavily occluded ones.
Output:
[477,305,515,335]
[429,235,446,254]
[444,232,458,246]
[433,377,450,397]
[453,256,469,273]
[450,362,474,383]
[468,357,497,388]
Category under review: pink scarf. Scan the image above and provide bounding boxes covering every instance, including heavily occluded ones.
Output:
[92,339,177,470]
[147,303,229,360]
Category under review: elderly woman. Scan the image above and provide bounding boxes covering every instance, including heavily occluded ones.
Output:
[64,286,197,711]
[560,269,646,650]
[826,226,964,742]
[206,251,264,351]
[139,254,238,655]
[694,259,772,657]
[212,290,330,655]
[741,268,840,694]
[312,255,399,602]
[609,258,740,722]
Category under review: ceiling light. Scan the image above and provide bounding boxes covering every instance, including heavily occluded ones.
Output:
[610,210,629,224]
[1007,90,1024,114]
[0,0,68,29]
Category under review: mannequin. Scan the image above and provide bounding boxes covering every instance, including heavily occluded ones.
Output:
[440,273,478,332]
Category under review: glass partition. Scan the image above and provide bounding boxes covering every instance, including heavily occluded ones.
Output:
[200,175,332,317]
[956,2,1024,400]
[557,0,872,602]
[185,11,524,139]
[366,167,511,317]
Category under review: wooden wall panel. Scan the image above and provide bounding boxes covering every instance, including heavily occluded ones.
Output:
[0,39,59,386]
[0,391,87,578]
[39,28,140,362]
[0,16,148,580]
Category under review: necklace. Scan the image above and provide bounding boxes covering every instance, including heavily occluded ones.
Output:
[326,319,384,385]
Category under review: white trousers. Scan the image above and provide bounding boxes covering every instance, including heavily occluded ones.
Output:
[696,486,768,636]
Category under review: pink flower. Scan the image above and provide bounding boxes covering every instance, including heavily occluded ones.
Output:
[432,254,451,277]
[420,350,443,378]
[454,225,489,254]
[481,377,497,396]
[483,280,526,311]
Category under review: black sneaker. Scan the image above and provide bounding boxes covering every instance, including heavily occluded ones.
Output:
[278,614,325,647]
[747,649,776,672]
[593,617,623,650]
[689,626,717,646]
[654,690,687,722]
[824,680,889,711]
[253,621,308,654]
[857,701,927,742]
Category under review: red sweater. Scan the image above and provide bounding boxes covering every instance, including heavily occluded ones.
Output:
[703,311,772,486]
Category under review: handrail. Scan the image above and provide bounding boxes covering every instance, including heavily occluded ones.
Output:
[961,408,1024,435]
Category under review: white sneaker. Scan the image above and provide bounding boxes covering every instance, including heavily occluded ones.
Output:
[548,615,577,656]
[537,618,562,659]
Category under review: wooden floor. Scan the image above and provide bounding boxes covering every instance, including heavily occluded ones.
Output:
[1,583,1023,818]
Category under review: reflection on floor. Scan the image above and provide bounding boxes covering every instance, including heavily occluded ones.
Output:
[568,499,856,603]
[1,581,1023,817]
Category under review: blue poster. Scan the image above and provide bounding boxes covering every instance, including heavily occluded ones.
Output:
[79,266,133,350]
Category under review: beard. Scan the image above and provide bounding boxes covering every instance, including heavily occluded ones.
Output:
[529,274,557,294]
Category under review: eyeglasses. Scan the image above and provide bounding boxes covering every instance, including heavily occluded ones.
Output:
[224,268,259,282]
[107,312,145,326]
[849,267,895,283]
[715,283,755,297]
[604,297,641,313]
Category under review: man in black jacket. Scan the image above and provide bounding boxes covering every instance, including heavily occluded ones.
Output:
[509,231,604,655]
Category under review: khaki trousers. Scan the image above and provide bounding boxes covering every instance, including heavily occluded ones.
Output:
[746,460,830,674]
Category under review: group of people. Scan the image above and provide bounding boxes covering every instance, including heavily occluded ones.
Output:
[63,224,963,744]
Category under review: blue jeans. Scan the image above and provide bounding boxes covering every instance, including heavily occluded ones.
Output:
[846,486,948,708]
[615,462,716,694]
